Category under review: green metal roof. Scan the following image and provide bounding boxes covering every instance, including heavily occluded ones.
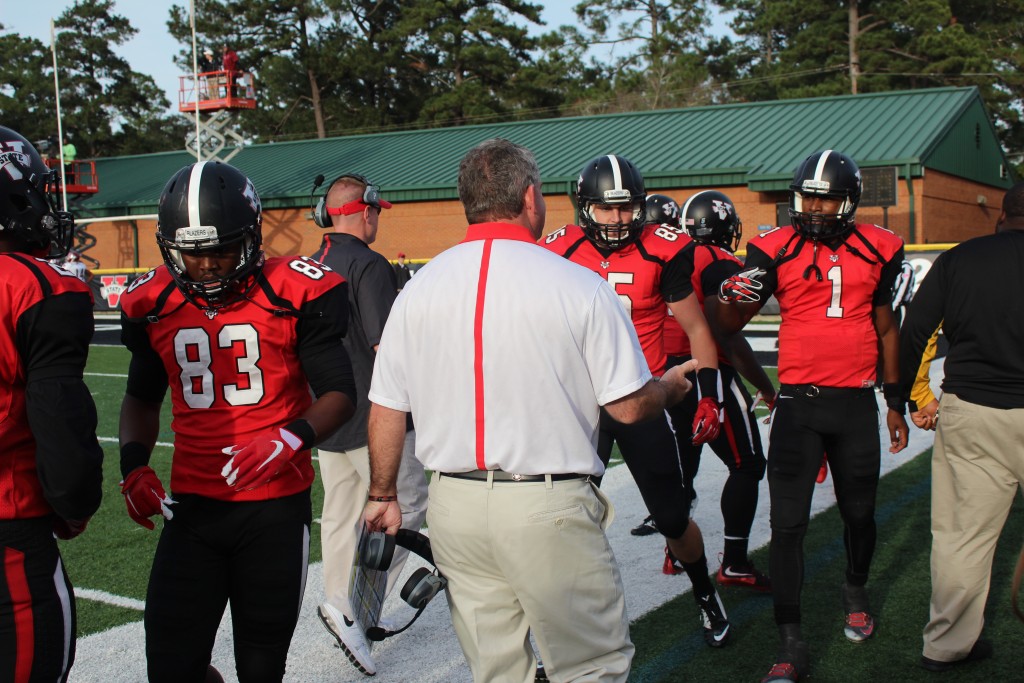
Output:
[78,86,1012,217]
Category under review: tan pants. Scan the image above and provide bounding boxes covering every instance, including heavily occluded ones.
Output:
[923,393,1024,661]
[427,474,633,683]
[319,430,427,616]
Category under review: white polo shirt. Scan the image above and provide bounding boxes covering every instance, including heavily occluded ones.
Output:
[369,222,651,476]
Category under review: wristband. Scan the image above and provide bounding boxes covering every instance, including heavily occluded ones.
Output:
[120,441,151,479]
[882,383,906,414]
[696,367,722,402]
[368,495,398,502]
[284,418,317,450]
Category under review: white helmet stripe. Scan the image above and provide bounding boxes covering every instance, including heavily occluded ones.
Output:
[187,161,209,227]
[813,150,833,183]
[606,155,623,190]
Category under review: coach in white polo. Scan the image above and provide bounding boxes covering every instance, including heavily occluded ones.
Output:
[362,138,696,683]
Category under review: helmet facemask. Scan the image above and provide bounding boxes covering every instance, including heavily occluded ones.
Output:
[581,199,646,250]
[0,143,75,259]
[789,191,856,240]
[157,223,263,309]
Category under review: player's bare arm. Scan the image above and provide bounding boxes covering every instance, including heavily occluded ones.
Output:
[874,303,908,453]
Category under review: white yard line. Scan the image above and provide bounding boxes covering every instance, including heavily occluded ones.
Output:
[75,589,145,612]
[97,436,174,449]
[85,372,128,378]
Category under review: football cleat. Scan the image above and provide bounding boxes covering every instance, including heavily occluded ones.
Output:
[841,582,875,643]
[716,562,772,592]
[318,603,377,676]
[761,632,808,682]
[695,590,731,647]
[630,515,659,536]
[663,545,684,575]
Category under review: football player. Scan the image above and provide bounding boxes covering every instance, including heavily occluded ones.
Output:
[664,191,775,590]
[118,161,356,682]
[0,125,104,683]
[544,156,730,648]
[715,150,909,682]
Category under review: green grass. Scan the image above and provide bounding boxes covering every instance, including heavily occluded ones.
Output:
[628,450,1024,682]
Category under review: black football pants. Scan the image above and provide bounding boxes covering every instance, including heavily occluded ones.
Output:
[0,517,76,683]
[598,408,692,540]
[144,489,311,683]
[668,357,767,542]
[766,386,880,626]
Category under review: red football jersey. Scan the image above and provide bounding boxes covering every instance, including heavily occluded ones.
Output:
[120,256,346,501]
[665,243,743,362]
[543,223,696,374]
[0,254,93,519]
[746,224,904,387]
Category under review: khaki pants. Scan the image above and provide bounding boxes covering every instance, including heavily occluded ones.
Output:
[427,474,633,683]
[319,431,427,616]
[923,393,1024,661]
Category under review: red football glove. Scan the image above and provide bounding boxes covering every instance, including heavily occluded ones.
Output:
[53,517,90,540]
[718,267,767,303]
[221,425,305,491]
[816,455,829,484]
[692,397,723,445]
[121,466,175,530]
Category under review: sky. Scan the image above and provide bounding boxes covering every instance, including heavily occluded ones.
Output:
[2,2,602,112]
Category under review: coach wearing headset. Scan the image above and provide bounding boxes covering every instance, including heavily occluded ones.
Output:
[309,173,428,677]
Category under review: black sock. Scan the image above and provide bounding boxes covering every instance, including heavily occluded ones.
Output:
[722,537,749,568]
[683,552,715,597]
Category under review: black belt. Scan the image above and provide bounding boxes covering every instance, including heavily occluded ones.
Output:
[438,470,588,483]
[780,384,875,399]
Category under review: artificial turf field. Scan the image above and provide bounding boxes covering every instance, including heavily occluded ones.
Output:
[63,345,1023,681]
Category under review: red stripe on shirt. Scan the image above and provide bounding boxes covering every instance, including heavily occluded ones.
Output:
[5,547,34,683]
[473,239,493,469]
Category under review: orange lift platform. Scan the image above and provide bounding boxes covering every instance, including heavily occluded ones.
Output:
[179,70,257,113]
[45,158,99,196]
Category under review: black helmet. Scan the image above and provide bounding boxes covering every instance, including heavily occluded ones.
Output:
[0,125,75,258]
[682,190,742,252]
[576,154,646,250]
[156,161,263,309]
[645,193,681,229]
[788,150,861,240]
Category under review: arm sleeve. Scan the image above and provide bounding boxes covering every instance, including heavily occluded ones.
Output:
[898,255,947,400]
[873,246,906,307]
[18,292,104,520]
[738,242,780,298]
[121,314,170,403]
[700,258,742,296]
[909,327,940,408]
[297,282,357,404]
[660,246,696,303]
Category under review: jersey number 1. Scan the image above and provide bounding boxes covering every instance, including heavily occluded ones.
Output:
[826,265,844,318]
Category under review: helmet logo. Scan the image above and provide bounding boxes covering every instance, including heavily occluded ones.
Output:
[242,179,260,215]
[711,199,734,220]
[0,151,28,180]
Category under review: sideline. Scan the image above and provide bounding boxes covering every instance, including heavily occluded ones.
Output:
[71,367,941,682]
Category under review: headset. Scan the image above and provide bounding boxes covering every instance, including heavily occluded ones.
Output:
[310,173,389,228]
[358,528,447,641]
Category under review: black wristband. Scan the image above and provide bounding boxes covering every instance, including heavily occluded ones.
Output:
[284,418,317,450]
[696,367,722,402]
[120,441,151,480]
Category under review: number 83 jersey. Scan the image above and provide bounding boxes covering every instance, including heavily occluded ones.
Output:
[543,223,698,375]
[120,255,350,500]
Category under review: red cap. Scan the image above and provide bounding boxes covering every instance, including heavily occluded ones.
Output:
[397,252,406,258]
